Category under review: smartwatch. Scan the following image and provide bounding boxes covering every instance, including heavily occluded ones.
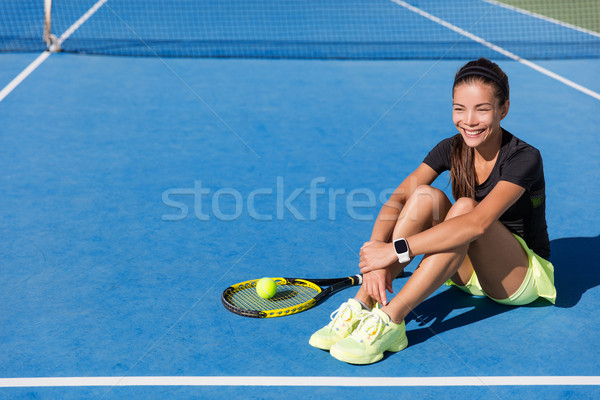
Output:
[393,238,411,263]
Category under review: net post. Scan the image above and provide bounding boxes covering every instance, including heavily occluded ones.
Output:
[43,0,52,47]
[43,0,60,52]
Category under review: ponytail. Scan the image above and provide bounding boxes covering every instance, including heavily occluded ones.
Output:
[450,135,476,199]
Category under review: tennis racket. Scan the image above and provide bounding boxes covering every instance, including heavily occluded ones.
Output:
[221,274,364,318]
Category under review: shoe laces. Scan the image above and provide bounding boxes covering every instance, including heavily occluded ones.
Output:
[353,310,387,342]
[327,302,369,333]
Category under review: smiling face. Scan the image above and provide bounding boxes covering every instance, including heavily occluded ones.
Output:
[452,81,509,149]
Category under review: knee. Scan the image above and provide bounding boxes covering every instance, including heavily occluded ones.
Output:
[446,197,478,219]
[404,185,451,220]
[407,185,447,205]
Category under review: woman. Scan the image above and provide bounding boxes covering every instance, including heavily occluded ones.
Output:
[309,58,556,365]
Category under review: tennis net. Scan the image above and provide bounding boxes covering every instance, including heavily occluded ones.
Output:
[1,0,599,59]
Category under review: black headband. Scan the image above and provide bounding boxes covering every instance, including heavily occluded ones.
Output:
[454,66,509,98]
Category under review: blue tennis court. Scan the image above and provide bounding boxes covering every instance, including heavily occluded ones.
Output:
[1,1,599,399]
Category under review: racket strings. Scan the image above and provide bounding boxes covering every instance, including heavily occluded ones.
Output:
[227,283,319,312]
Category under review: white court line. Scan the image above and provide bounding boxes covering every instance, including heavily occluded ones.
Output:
[390,0,600,101]
[0,51,51,102]
[0,376,599,388]
[0,0,107,103]
[482,0,600,38]
[53,0,108,50]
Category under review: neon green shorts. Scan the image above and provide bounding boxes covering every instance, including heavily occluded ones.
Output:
[445,234,556,306]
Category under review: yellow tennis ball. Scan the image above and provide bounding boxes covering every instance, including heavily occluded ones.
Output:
[256,277,277,299]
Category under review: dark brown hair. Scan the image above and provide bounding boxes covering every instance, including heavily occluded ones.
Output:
[450,58,509,199]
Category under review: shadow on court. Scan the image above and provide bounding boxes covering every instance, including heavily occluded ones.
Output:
[404,288,514,347]
[401,236,599,347]
[551,235,600,309]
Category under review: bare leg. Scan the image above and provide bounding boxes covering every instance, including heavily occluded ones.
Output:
[355,185,452,308]
[381,197,529,323]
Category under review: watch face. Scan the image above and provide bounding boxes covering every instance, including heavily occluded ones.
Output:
[394,239,408,254]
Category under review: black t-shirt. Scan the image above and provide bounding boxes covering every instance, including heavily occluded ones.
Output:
[423,129,550,259]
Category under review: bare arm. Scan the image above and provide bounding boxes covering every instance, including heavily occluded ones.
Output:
[406,181,525,256]
[360,180,526,272]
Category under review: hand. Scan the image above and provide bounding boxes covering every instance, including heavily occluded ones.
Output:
[362,268,394,306]
[359,241,396,273]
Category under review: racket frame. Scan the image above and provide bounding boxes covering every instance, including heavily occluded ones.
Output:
[221,274,363,318]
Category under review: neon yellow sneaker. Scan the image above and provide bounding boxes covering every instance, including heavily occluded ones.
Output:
[309,299,369,351]
[330,308,407,364]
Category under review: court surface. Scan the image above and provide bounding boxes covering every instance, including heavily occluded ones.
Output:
[1,2,600,400]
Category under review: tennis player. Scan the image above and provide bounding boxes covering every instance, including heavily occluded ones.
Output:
[310,58,556,364]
